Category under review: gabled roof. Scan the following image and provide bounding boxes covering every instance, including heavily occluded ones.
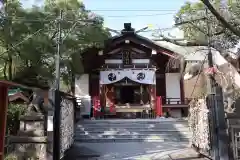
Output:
[104,33,179,58]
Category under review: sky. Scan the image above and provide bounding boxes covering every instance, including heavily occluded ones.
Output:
[20,0,199,38]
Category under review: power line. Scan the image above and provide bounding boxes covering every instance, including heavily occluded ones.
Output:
[101,13,176,18]
[2,13,175,22]
[1,6,233,22]
[89,7,231,12]
[1,14,177,33]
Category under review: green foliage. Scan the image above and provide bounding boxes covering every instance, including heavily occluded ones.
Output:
[0,0,110,91]
[6,103,27,135]
[4,154,17,160]
[175,0,240,51]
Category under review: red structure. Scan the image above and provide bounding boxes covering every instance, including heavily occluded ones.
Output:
[0,83,8,160]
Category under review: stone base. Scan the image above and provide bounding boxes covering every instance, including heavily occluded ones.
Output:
[15,143,47,160]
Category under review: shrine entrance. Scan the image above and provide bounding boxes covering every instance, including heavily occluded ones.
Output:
[100,73,155,118]
[119,85,135,104]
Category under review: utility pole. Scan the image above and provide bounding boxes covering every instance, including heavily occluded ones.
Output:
[205,8,229,160]
[205,8,220,160]
[53,9,63,160]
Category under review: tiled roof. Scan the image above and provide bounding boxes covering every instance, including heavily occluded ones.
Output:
[152,40,240,90]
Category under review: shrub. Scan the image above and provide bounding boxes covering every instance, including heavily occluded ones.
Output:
[6,103,27,135]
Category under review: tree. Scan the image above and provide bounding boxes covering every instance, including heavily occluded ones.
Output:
[0,0,110,91]
[174,0,240,52]
[201,0,240,38]
[44,0,110,91]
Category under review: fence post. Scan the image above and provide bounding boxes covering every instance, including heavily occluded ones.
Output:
[215,86,230,160]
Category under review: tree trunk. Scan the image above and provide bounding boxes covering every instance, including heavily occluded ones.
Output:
[70,71,75,95]
[8,54,12,80]
[3,61,7,80]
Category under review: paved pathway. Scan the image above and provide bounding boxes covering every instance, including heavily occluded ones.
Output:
[64,142,209,160]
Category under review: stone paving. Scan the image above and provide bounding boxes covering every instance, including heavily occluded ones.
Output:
[161,148,209,160]
[64,142,209,160]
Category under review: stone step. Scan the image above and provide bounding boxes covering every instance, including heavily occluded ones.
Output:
[75,129,191,135]
[80,119,188,124]
[74,137,191,143]
[76,127,190,132]
[77,123,188,128]
[75,130,191,136]
[75,134,192,139]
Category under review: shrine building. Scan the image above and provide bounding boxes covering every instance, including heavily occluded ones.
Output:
[75,23,190,118]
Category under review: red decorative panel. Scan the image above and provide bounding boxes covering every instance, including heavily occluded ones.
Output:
[156,96,163,117]
[105,85,115,113]
[93,96,101,118]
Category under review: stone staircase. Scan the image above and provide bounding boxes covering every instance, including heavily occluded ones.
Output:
[67,119,193,159]
[75,119,192,143]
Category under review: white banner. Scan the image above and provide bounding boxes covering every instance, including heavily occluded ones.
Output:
[100,69,156,84]
[100,70,125,84]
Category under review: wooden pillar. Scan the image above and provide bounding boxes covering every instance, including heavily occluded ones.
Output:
[180,77,185,103]
[140,84,143,104]
[99,84,105,116]
[149,85,156,110]
[0,85,8,160]
[43,90,49,106]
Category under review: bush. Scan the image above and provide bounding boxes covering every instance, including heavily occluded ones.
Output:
[6,103,27,135]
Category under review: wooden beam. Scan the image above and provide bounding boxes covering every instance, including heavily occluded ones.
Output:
[0,85,8,160]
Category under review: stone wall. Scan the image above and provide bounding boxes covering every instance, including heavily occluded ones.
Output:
[47,90,75,158]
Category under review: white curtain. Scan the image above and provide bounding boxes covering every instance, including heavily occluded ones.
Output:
[100,69,156,84]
